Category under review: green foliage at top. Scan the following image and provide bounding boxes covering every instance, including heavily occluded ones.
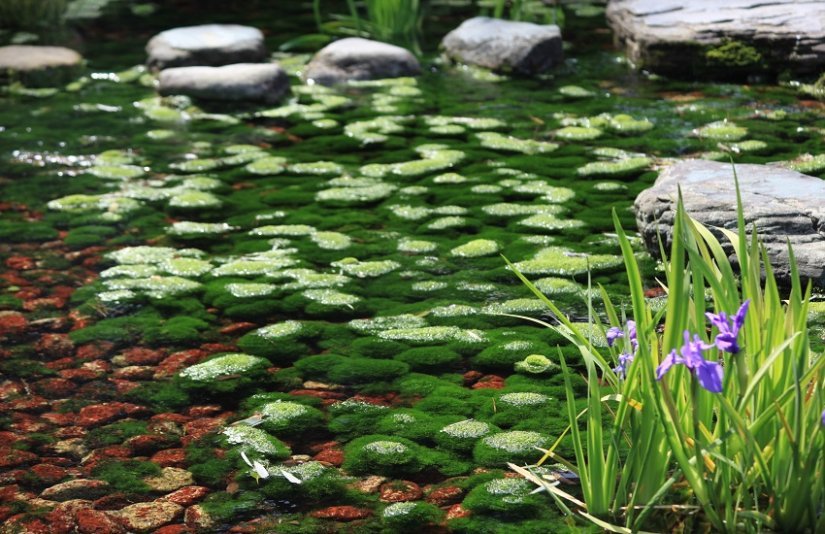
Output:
[0,0,66,31]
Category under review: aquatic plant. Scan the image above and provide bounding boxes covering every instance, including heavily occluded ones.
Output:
[507,171,824,532]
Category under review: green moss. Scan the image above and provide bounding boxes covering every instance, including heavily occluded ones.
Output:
[555,126,602,141]
[327,399,390,440]
[694,121,747,141]
[84,420,148,449]
[435,419,497,452]
[473,339,551,371]
[576,157,651,177]
[124,381,190,411]
[462,477,545,517]
[514,354,558,375]
[259,400,325,435]
[93,460,160,494]
[293,354,348,379]
[328,358,410,385]
[260,461,346,501]
[237,321,311,364]
[144,316,209,345]
[221,425,291,459]
[473,430,550,466]
[382,501,444,530]
[199,490,263,522]
[705,39,762,69]
[477,132,558,154]
[343,435,430,477]
[394,347,461,372]
[511,246,623,276]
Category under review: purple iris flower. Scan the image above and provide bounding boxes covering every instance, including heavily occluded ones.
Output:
[607,320,637,348]
[655,330,724,393]
[821,408,825,427]
[706,300,750,354]
[613,352,634,379]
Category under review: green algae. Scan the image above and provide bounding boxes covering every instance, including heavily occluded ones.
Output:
[555,126,603,141]
[179,353,268,382]
[577,156,652,177]
[451,239,499,258]
[512,246,623,276]
[476,132,559,154]
[245,157,288,175]
[694,120,748,141]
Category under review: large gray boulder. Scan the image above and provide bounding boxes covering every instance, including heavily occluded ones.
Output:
[607,0,825,77]
[302,37,421,86]
[158,63,289,104]
[634,159,825,287]
[440,17,563,75]
[0,45,82,86]
[146,24,267,70]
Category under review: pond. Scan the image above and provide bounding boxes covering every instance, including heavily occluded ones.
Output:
[1,2,824,532]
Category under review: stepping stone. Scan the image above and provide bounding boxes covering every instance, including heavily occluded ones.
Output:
[0,45,82,86]
[159,63,289,103]
[303,37,421,86]
[607,0,825,77]
[634,159,825,288]
[146,24,267,70]
[440,17,563,75]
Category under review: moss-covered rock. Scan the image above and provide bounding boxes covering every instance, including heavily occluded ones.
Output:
[343,435,430,477]
[259,400,325,435]
[462,476,545,517]
[381,501,444,530]
[473,430,550,466]
[435,419,497,452]
[221,425,291,459]
[179,353,269,393]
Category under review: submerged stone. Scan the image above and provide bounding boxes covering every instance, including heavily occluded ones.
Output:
[159,63,289,104]
[441,17,563,75]
[303,38,421,86]
[146,24,267,69]
[634,159,825,287]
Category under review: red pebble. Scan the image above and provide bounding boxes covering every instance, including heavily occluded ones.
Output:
[5,256,36,270]
[445,504,472,520]
[30,464,68,485]
[218,322,257,335]
[426,486,464,506]
[310,505,373,521]
[379,480,423,502]
[0,311,28,337]
[76,508,125,534]
[120,347,166,366]
[162,485,209,507]
[150,448,187,468]
[472,375,506,390]
[313,448,344,466]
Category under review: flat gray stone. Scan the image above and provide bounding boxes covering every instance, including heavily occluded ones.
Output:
[634,159,825,287]
[441,17,563,75]
[0,45,82,85]
[607,0,825,76]
[147,24,266,70]
[303,37,421,86]
[158,63,289,103]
